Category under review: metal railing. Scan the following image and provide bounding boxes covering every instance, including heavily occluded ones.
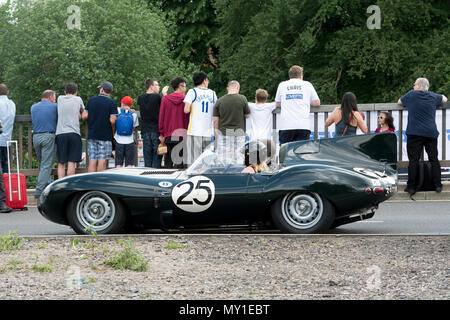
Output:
[297,102,449,168]
[11,101,450,179]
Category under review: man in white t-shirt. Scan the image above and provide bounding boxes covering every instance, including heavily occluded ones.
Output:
[183,72,217,165]
[247,89,276,141]
[275,65,320,144]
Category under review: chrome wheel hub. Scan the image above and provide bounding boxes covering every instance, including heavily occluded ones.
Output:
[76,191,115,232]
[281,193,323,229]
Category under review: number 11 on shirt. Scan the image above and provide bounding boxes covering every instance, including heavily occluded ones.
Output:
[201,101,209,113]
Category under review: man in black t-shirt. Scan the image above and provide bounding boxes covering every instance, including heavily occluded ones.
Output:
[137,78,168,168]
[82,81,118,172]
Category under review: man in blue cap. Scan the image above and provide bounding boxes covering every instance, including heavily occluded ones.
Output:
[82,81,118,172]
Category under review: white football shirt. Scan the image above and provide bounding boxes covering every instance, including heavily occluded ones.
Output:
[184,87,217,137]
[275,79,319,130]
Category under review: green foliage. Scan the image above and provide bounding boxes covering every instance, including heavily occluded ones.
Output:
[148,0,219,70]
[31,253,53,273]
[214,0,450,103]
[1,0,448,109]
[164,239,184,249]
[0,1,12,83]
[2,0,192,113]
[0,231,25,252]
[105,239,148,272]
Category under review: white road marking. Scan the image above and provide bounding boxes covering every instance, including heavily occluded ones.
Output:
[357,221,384,223]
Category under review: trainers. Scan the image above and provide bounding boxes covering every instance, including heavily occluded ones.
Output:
[404,187,416,195]
[0,205,12,213]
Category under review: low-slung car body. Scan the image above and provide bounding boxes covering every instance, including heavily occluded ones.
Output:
[38,132,398,234]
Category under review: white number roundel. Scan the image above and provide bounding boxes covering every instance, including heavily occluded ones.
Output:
[171,176,215,213]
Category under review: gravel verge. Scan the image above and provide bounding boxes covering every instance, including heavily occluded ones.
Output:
[0,235,448,300]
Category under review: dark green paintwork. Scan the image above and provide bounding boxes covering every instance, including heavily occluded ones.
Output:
[38,132,397,231]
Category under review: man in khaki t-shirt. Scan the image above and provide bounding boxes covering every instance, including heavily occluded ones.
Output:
[213,81,250,164]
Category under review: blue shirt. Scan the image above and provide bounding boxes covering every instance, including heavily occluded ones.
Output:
[31,100,58,133]
[0,95,16,147]
[401,90,443,138]
[86,95,118,141]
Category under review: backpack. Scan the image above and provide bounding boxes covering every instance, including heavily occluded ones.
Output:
[116,109,134,136]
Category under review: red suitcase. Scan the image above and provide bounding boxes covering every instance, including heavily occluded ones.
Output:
[3,141,27,210]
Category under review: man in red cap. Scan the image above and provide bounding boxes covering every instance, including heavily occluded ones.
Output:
[114,96,139,168]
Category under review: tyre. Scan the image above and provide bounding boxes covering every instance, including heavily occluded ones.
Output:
[271,192,335,234]
[67,191,127,235]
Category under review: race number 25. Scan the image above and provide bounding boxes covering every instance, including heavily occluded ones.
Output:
[172,176,215,213]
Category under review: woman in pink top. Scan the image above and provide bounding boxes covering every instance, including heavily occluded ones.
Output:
[375,111,395,133]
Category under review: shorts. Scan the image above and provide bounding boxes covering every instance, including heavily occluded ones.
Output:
[56,133,82,163]
[115,142,135,167]
[88,139,113,160]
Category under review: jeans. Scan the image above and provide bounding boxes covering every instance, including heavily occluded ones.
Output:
[33,133,56,197]
[164,136,186,169]
[0,147,8,174]
[142,131,162,168]
[406,134,442,189]
[0,160,5,205]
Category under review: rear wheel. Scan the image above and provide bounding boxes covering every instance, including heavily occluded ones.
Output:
[271,192,334,234]
[67,191,126,235]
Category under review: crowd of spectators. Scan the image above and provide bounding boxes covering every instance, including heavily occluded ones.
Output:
[0,66,447,212]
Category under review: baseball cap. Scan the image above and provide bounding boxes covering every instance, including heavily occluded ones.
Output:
[97,81,113,93]
[121,96,133,106]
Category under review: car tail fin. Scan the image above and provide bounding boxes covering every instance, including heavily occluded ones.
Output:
[279,132,397,171]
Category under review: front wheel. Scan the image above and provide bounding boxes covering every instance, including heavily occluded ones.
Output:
[271,192,335,234]
[67,191,127,235]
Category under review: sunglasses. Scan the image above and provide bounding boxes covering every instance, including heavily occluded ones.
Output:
[378,116,385,119]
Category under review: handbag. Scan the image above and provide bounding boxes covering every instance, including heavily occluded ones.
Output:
[157,143,168,155]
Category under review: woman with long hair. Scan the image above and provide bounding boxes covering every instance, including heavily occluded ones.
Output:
[325,92,368,136]
[375,111,395,133]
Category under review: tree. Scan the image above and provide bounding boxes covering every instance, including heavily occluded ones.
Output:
[4,0,192,113]
[0,1,13,83]
[147,0,219,71]
[214,0,450,103]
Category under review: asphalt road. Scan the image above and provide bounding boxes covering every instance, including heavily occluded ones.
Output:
[0,200,449,236]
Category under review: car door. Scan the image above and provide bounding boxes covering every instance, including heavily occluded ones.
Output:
[171,172,251,225]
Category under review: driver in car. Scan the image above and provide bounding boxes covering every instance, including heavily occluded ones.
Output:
[241,139,274,174]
